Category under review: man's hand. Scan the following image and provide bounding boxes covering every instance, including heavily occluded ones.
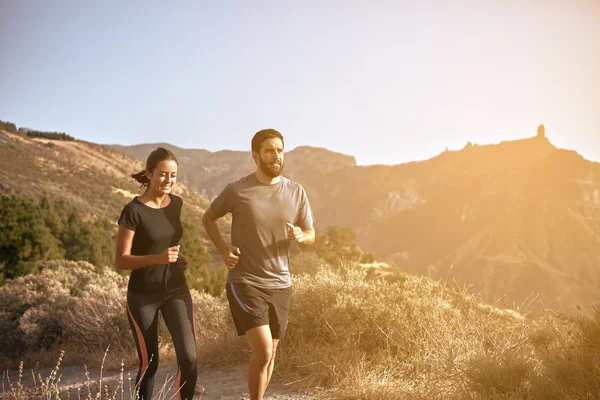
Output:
[220,246,241,269]
[286,223,304,243]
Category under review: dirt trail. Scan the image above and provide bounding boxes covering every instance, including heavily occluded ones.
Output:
[5,363,311,400]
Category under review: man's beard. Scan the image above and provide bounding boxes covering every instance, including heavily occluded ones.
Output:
[259,157,284,178]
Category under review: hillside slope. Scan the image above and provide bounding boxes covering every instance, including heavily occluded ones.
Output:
[0,131,210,225]
[319,135,600,312]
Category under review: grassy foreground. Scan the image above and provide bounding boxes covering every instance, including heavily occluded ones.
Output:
[1,260,599,399]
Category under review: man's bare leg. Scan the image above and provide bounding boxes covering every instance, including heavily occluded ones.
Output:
[266,338,280,388]
[246,325,273,400]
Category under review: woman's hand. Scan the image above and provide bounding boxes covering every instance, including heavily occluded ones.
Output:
[179,247,190,270]
[159,245,180,264]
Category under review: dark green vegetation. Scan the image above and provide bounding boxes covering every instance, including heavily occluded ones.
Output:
[0,194,227,294]
[0,193,372,294]
[0,195,112,283]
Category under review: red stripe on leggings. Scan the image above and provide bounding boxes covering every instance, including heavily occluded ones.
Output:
[176,367,182,400]
[127,304,149,389]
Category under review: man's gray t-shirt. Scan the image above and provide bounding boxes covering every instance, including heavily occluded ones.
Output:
[209,173,314,289]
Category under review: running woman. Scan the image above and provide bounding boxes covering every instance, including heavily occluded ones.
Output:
[202,129,315,400]
[115,147,197,400]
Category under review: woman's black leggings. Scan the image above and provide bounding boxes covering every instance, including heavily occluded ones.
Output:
[126,286,197,400]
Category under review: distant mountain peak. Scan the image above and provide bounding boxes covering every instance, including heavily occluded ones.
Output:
[288,146,357,166]
[537,124,545,138]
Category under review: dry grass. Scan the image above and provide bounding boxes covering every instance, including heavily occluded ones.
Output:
[277,265,600,399]
[1,349,186,400]
[2,260,599,399]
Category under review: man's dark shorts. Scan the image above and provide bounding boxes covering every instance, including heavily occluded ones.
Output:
[225,282,292,339]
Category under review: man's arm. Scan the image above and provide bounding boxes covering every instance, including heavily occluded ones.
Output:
[301,227,315,245]
[202,208,240,269]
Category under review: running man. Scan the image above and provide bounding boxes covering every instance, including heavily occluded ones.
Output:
[202,128,315,400]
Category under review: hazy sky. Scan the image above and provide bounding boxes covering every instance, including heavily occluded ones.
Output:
[1,1,598,165]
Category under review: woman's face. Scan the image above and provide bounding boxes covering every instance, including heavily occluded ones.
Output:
[146,159,178,195]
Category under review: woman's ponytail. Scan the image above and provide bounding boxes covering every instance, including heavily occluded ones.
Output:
[131,170,150,187]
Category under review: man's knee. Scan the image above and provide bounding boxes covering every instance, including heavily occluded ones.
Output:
[251,347,273,366]
[266,349,277,365]
[270,345,279,362]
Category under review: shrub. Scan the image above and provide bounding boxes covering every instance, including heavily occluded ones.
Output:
[0,260,237,369]
[273,266,599,399]
[0,260,130,367]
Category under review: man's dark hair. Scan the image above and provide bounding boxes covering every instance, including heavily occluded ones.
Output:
[251,129,284,153]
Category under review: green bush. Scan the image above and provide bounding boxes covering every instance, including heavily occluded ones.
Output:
[25,130,75,141]
[0,196,64,283]
[0,119,17,133]
[0,195,118,283]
